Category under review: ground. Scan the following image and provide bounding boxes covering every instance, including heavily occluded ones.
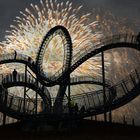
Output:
[0,119,140,140]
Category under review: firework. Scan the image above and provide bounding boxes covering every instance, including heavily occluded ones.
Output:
[0,0,108,100]
[90,10,140,124]
[0,0,103,78]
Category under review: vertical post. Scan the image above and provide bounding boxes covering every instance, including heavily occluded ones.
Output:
[132,118,135,126]
[91,116,93,120]
[23,64,27,114]
[3,90,8,125]
[3,113,6,125]
[108,89,112,123]
[68,74,71,113]
[95,115,97,121]
[35,79,38,115]
[0,75,6,126]
[109,111,112,123]
[101,51,107,122]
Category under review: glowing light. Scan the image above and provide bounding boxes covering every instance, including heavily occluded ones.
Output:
[0,0,103,78]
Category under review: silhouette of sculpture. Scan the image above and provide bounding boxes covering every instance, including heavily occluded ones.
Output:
[13,69,17,81]
[1,25,140,126]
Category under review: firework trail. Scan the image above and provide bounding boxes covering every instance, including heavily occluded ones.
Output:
[91,9,140,124]
[0,0,109,100]
[0,0,103,78]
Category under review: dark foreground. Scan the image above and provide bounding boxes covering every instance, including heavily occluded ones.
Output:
[0,120,140,140]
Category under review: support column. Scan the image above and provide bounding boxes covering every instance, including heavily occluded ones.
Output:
[3,90,8,125]
[109,111,112,123]
[68,73,71,114]
[35,79,38,115]
[53,83,67,113]
[23,64,27,114]
[108,89,112,123]
[3,113,6,125]
[95,115,97,121]
[101,51,107,122]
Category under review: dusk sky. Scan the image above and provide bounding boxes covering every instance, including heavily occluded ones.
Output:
[0,0,140,40]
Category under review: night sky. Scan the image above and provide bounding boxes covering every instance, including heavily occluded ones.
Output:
[0,0,140,40]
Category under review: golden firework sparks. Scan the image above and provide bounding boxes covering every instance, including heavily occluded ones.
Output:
[0,0,103,78]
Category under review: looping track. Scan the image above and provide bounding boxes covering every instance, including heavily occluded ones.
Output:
[0,25,140,122]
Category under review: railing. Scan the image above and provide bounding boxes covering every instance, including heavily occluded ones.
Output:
[70,76,113,87]
[0,66,139,118]
[2,72,51,102]
[0,87,34,114]
[0,34,139,119]
[0,85,46,115]
[0,72,51,116]
[112,68,140,102]
[51,87,113,113]
[0,53,29,63]
[2,73,43,89]
[0,34,138,85]
[72,34,137,66]
[51,66,140,114]
[40,34,138,83]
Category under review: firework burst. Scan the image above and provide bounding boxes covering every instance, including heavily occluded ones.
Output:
[0,0,103,78]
